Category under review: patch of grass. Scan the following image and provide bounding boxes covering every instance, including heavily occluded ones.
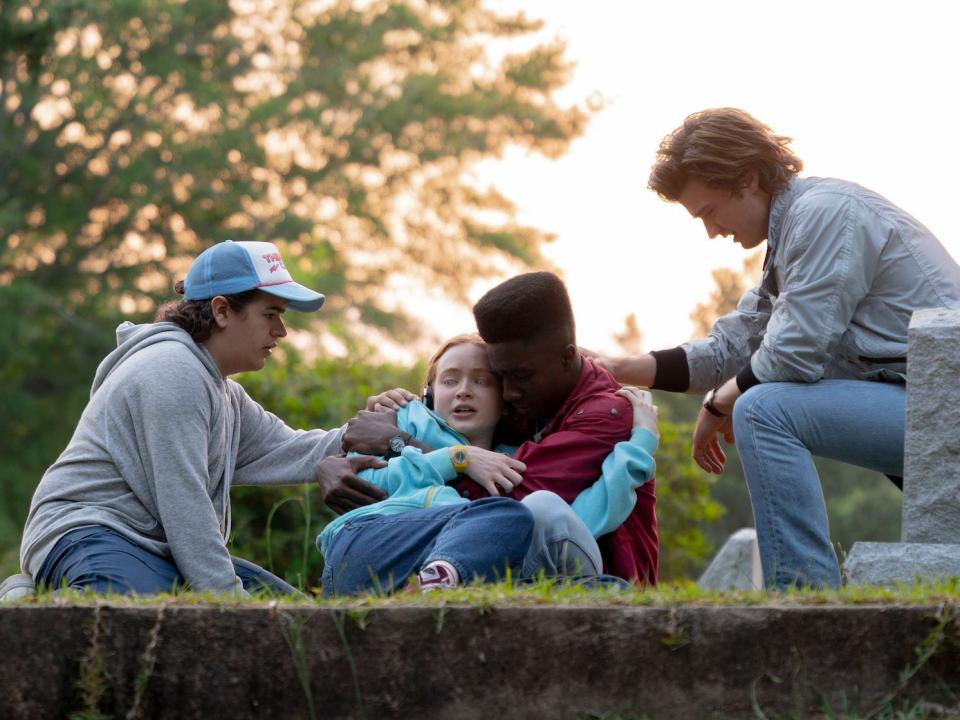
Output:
[69,605,110,720]
[277,610,318,720]
[9,575,960,609]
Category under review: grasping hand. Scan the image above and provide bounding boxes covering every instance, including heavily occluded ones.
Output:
[342,410,400,455]
[460,446,526,497]
[615,386,659,440]
[364,388,417,413]
[314,455,388,515]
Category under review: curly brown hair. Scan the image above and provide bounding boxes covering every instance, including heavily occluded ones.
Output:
[155,280,261,343]
[648,108,803,201]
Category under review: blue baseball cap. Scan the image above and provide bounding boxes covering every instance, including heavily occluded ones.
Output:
[183,240,325,312]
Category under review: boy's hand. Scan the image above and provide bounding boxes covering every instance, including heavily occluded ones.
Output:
[342,410,401,455]
[314,455,388,515]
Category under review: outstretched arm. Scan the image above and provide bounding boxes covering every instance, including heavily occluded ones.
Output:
[341,410,434,455]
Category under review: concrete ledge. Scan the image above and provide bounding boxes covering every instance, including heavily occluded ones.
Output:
[2,604,959,719]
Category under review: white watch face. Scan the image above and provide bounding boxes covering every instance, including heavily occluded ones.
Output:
[389,436,405,453]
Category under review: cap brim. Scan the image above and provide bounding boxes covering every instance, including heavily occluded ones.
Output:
[260,282,326,312]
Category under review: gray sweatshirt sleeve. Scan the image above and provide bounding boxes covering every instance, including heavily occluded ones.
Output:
[116,362,244,594]
[231,382,345,487]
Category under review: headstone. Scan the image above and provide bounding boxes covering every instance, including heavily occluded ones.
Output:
[844,308,960,585]
[698,527,762,591]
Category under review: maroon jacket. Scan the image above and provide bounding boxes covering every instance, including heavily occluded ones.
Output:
[452,355,660,585]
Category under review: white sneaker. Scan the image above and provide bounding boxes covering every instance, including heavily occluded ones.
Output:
[0,573,35,602]
[417,560,460,592]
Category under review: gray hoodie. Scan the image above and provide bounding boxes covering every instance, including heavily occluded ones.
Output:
[19,321,343,593]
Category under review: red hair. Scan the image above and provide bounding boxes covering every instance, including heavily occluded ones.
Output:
[423,333,488,390]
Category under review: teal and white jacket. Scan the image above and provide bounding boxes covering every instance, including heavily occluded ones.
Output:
[317,400,657,557]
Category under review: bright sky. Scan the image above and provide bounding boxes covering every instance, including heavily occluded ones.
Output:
[415,0,960,354]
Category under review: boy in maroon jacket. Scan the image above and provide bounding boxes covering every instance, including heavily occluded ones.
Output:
[338,272,660,585]
[453,272,659,584]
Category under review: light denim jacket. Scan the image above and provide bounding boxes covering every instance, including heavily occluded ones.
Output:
[683,176,960,391]
[316,400,658,557]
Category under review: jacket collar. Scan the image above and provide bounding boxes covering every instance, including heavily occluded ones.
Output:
[535,355,616,440]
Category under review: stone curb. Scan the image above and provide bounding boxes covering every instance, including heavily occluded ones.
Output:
[2,604,959,719]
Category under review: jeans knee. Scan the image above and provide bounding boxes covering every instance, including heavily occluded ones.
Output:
[520,490,569,528]
[732,384,764,436]
[523,492,583,545]
[733,383,795,439]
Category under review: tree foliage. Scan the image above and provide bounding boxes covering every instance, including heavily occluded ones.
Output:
[0,0,588,576]
[1,0,586,328]
[649,406,725,581]
[611,311,723,579]
[688,250,763,338]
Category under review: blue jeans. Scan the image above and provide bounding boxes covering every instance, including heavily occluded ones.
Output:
[321,496,533,596]
[519,491,602,578]
[36,525,299,596]
[733,380,905,590]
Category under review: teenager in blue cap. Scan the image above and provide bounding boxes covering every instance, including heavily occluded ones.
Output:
[11,240,387,596]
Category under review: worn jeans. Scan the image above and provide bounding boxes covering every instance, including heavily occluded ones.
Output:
[519,491,602,578]
[321,496,533,596]
[733,380,905,590]
[36,525,299,596]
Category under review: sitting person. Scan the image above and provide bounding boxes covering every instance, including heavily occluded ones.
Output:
[318,333,658,595]
[340,272,661,585]
[14,240,386,597]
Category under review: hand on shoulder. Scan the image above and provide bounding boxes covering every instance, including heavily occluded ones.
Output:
[616,386,659,439]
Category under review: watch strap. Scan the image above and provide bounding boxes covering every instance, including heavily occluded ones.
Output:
[703,389,727,418]
[450,444,469,474]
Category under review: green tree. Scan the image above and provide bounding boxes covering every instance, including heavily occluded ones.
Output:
[688,250,763,338]
[1,0,585,328]
[613,312,643,355]
[0,0,588,574]
[610,314,724,580]
[650,400,725,581]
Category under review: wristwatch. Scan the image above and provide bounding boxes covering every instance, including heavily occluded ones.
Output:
[450,445,469,474]
[388,433,408,456]
[702,388,728,418]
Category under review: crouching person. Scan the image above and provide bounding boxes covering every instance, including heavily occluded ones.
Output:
[15,240,379,597]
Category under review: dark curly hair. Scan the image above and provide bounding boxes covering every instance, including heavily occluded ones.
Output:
[155,280,261,343]
[648,107,803,201]
[473,271,575,345]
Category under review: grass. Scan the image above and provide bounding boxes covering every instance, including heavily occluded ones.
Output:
[7,576,960,609]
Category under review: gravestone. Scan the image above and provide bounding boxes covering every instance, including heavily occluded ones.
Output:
[844,308,960,585]
[698,528,762,591]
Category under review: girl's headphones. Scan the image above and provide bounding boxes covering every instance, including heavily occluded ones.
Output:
[422,385,434,410]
